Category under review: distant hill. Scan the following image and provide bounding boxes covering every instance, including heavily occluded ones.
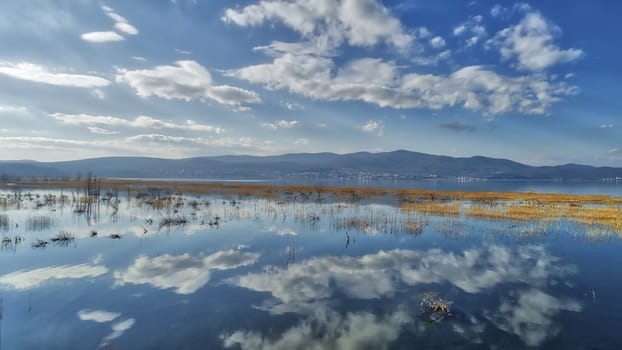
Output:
[1,150,621,180]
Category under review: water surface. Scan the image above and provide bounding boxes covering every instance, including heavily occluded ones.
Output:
[0,187,620,349]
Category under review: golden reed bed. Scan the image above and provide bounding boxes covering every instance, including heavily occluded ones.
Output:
[6,178,622,232]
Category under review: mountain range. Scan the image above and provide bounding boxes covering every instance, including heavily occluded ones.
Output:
[1,150,621,180]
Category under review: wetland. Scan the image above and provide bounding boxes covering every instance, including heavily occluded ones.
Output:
[0,179,621,349]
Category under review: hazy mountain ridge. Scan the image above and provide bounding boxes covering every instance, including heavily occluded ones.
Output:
[0,151,620,180]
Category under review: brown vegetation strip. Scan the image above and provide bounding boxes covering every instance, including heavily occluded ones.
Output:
[6,178,622,232]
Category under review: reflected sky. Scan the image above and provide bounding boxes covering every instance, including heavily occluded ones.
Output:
[0,189,621,349]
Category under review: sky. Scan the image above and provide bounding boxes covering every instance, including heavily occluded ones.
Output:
[0,0,621,166]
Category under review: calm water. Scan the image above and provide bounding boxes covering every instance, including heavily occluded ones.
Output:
[0,187,621,349]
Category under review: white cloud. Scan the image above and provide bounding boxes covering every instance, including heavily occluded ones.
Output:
[81,4,137,43]
[50,113,224,134]
[490,3,533,18]
[490,4,504,17]
[400,65,577,115]
[114,22,138,36]
[78,309,121,323]
[0,136,105,151]
[222,306,413,350]
[361,120,384,135]
[486,289,581,346]
[114,249,259,294]
[80,31,124,43]
[282,101,304,110]
[222,0,414,52]
[0,105,28,114]
[175,48,192,55]
[228,47,574,115]
[131,56,147,62]
[262,120,300,129]
[88,126,120,135]
[0,62,110,88]
[0,264,108,290]
[429,36,446,48]
[489,12,583,71]
[115,60,261,106]
[453,15,487,47]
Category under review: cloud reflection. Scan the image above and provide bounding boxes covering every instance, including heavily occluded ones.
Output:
[222,306,412,350]
[230,245,575,309]
[104,318,136,341]
[114,249,260,294]
[486,289,582,346]
[78,309,121,323]
[0,264,108,290]
[227,244,581,347]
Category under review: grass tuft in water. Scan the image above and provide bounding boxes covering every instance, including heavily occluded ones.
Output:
[50,230,75,242]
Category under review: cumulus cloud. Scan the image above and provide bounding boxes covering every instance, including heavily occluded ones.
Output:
[429,36,446,48]
[490,3,533,18]
[81,4,138,43]
[489,12,583,71]
[0,264,108,290]
[453,15,487,47]
[486,289,581,346]
[0,62,110,88]
[222,0,413,52]
[222,1,575,115]
[600,124,614,129]
[114,249,259,294]
[115,60,261,106]
[261,120,300,129]
[49,113,223,134]
[222,306,413,350]
[78,309,121,323]
[227,47,574,115]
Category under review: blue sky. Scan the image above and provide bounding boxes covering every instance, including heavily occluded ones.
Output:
[0,0,620,165]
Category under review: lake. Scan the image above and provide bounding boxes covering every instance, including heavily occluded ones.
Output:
[0,184,621,349]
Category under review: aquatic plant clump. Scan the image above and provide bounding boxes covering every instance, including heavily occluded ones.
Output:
[50,230,75,242]
[420,290,453,322]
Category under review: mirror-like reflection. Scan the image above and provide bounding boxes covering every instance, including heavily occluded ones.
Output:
[0,187,620,349]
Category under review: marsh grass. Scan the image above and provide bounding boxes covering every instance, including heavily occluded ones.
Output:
[31,239,49,249]
[330,212,426,235]
[4,179,622,235]
[50,230,75,243]
[25,215,54,231]
[0,213,8,231]
[1,235,24,252]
